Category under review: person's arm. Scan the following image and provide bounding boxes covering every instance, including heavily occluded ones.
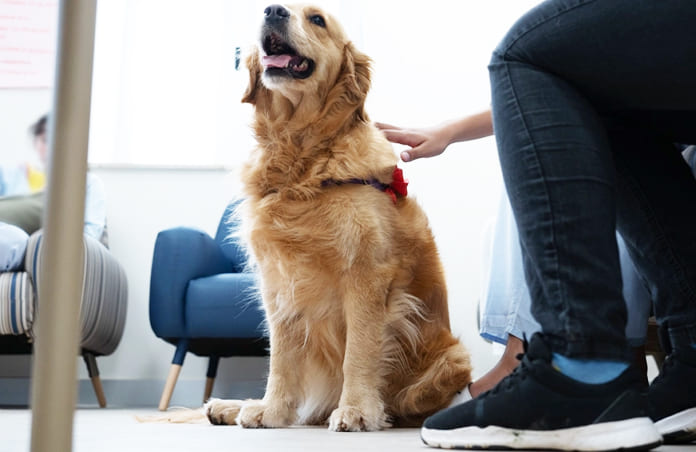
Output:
[375,109,493,162]
[0,164,32,196]
[83,173,107,242]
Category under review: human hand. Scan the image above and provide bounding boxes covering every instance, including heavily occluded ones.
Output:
[374,122,451,162]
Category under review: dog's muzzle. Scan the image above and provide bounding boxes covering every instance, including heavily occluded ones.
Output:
[260,5,315,80]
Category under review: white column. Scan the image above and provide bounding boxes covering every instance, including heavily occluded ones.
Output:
[30,1,97,452]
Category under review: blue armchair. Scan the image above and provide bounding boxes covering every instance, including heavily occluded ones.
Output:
[149,201,267,411]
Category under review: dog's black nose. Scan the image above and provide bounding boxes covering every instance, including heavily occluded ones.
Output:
[264,4,290,23]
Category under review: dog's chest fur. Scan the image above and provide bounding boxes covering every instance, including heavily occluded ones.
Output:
[246,192,395,294]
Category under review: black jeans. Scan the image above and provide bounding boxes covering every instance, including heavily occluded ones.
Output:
[489,0,696,360]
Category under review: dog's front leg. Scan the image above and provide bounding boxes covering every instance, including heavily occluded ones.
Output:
[237,314,302,428]
[329,286,389,432]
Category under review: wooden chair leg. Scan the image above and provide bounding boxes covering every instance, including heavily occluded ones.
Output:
[159,364,183,411]
[203,356,220,403]
[82,352,107,408]
[90,376,107,409]
[158,339,188,411]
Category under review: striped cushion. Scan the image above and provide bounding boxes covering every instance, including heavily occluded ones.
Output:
[0,230,127,356]
[0,272,35,336]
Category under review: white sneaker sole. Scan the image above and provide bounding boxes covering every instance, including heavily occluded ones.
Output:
[421,417,661,451]
[655,407,696,442]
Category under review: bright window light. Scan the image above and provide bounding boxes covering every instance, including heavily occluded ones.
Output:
[89,0,539,168]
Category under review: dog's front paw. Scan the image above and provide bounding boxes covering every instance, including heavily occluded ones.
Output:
[237,400,295,428]
[328,406,389,432]
[205,398,243,425]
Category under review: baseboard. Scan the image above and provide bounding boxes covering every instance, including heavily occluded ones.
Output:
[0,377,266,408]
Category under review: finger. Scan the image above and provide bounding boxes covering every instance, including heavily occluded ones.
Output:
[380,130,424,148]
[374,122,400,131]
[402,143,444,162]
[401,145,428,163]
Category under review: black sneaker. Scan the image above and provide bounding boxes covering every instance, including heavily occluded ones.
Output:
[648,348,696,443]
[421,333,662,451]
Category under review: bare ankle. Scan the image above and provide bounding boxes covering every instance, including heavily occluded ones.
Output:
[469,335,525,398]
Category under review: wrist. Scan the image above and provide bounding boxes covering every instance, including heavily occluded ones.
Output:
[439,119,461,147]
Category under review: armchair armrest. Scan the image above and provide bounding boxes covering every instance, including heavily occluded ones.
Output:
[22,230,128,355]
[81,234,128,355]
[215,200,250,273]
[149,227,236,338]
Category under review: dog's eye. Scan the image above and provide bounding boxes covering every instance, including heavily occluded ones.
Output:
[309,14,326,28]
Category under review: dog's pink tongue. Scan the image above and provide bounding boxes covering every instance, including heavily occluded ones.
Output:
[262,54,292,68]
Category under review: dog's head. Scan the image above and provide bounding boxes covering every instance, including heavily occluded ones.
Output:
[242,4,371,125]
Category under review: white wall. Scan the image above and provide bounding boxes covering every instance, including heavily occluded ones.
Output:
[0,89,52,166]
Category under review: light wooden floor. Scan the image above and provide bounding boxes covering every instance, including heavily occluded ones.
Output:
[2,409,695,452]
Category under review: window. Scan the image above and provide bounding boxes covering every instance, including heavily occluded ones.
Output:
[88,0,539,167]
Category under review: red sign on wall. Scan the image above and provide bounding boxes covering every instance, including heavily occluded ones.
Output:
[0,0,58,88]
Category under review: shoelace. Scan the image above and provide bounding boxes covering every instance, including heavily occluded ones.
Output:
[651,354,676,390]
[484,342,531,397]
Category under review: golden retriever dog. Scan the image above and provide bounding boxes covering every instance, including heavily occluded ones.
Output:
[203,3,472,431]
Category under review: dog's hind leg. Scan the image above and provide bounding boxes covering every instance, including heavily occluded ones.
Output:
[390,332,472,425]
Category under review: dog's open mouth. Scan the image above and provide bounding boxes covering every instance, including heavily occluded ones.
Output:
[261,32,315,80]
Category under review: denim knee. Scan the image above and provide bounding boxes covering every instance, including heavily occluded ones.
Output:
[489,0,598,67]
[0,223,29,272]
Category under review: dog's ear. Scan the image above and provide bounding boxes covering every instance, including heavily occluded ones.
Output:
[327,42,372,122]
[345,42,371,120]
[241,48,265,105]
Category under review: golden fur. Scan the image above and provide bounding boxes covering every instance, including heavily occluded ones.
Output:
[205,4,472,431]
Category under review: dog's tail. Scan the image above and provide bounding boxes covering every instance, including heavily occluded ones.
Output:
[135,406,209,424]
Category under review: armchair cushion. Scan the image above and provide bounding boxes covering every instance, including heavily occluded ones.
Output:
[185,273,264,338]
